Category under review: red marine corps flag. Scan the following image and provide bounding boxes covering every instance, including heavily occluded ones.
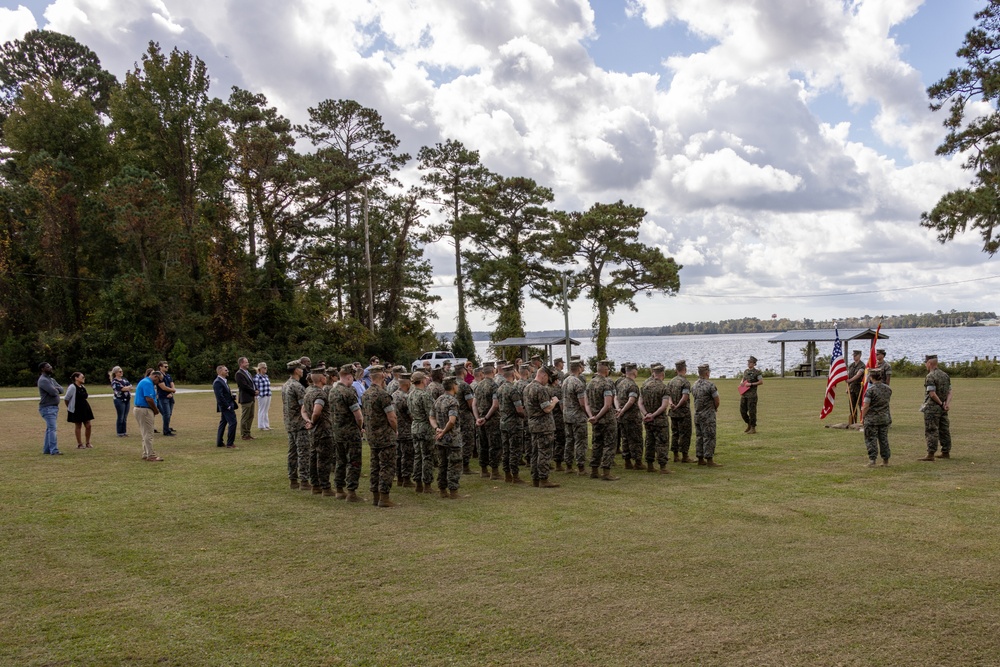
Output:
[820,325,849,419]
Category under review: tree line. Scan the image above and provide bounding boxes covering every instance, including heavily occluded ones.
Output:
[0,31,679,385]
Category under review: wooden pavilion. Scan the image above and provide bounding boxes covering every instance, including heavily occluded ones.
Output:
[491,336,582,363]
[767,328,889,377]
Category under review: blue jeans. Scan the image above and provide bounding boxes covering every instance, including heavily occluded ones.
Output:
[39,405,59,454]
[160,397,174,433]
[114,397,131,435]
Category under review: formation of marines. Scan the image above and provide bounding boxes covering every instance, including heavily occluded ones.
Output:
[279,349,956,506]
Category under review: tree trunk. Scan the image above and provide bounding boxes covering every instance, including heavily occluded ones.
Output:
[595,293,610,361]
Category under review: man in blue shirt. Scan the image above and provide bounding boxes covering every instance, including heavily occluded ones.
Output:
[155,361,177,435]
[37,362,63,455]
[134,370,163,461]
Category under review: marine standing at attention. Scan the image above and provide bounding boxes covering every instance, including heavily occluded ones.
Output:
[330,364,365,502]
[455,371,479,475]
[561,359,590,476]
[433,377,465,499]
[474,363,502,480]
[860,368,891,467]
[283,360,309,490]
[641,363,672,474]
[616,363,644,470]
[693,364,721,467]
[408,371,439,493]
[739,356,763,434]
[847,350,866,425]
[666,360,693,463]
[497,365,526,485]
[301,365,333,496]
[523,366,560,488]
[363,366,398,508]
[586,360,619,481]
[392,373,415,488]
[875,349,892,386]
[918,354,953,462]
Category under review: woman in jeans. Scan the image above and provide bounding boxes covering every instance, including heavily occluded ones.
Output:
[109,366,132,436]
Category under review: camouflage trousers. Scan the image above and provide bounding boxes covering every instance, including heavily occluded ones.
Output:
[848,385,862,423]
[695,413,717,459]
[460,415,477,467]
[924,407,951,454]
[590,419,617,469]
[478,422,501,470]
[286,427,310,483]
[620,418,644,463]
[564,421,588,468]
[670,414,692,455]
[303,431,319,487]
[437,445,463,491]
[500,423,523,477]
[333,432,363,491]
[740,394,758,427]
[644,420,670,465]
[864,423,890,461]
[529,431,555,481]
[314,434,334,490]
[552,419,566,463]
[369,445,397,495]
[396,438,415,482]
[412,431,436,486]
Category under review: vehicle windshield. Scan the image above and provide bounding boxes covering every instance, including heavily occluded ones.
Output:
[440,352,455,359]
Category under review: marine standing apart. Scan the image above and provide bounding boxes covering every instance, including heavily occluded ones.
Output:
[362,366,398,508]
[282,360,310,490]
[918,354,953,461]
[692,363,722,467]
[523,367,561,488]
[561,359,591,476]
[586,360,619,481]
[740,356,764,434]
[860,368,891,467]
[640,363,672,473]
[433,377,465,498]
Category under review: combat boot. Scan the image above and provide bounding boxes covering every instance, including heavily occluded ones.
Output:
[566,465,576,475]
[881,458,890,467]
[504,471,513,483]
[646,462,655,472]
[659,464,670,474]
[299,482,312,491]
[439,489,449,499]
[463,465,472,475]
[322,487,336,497]
[918,453,935,462]
[744,425,751,433]
[748,427,757,434]
[402,477,415,488]
[555,462,564,471]
[681,454,693,463]
[532,479,540,487]
[312,486,323,495]
[600,467,619,481]
[290,480,299,490]
[481,467,490,479]
[539,478,561,488]
[936,452,950,459]
[697,457,706,466]
[335,487,347,500]
[423,484,435,494]
[866,459,877,468]
[673,452,680,462]
[624,460,634,470]
[490,466,502,480]
[577,464,587,476]
[590,466,600,479]
[449,489,461,500]
[706,458,722,467]
[372,491,380,506]
[345,490,362,502]
[415,481,424,493]
[396,473,404,487]
[378,493,397,508]
[511,474,527,485]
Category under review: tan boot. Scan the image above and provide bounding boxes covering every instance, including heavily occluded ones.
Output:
[346,490,362,502]
[624,460,634,470]
[396,473,404,487]
[378,493,397,508]
[491,466,502,480]
[578,465,587,476]
[511,474,527,485]
[290,480,300,490]
[697,457,706,466]
[299,482,312,491]
[866,460,877,468]
[748,427,757,434]
[415,481,424,493]
[439,489,449,499]
[532,479,540,487]
[423,484,435,494]
[936,452,950,459]
[881,458,890,467]
[681,454,693,463]
[312,486,323,495]
[706,458,722,467]
[372,491,380,506]
[539,478,561,488]
[462,465,472,475]
[601,467,619,481]
[590,466,600,479]
[918,453,935,462]
[566,465,576,475]
[673,452,680,462]
[659,464,670,474]
[646,462,655,472]
[555,462,564,471]
[449,489,460,500]
[504,472,513,483]
[402,478,415,488]
[322,487,336,497]
[335,487,347,500]
[481,467,490,479]
[744,425,751,433]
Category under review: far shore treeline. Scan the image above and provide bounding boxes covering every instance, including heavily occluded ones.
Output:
[0,31,680,386]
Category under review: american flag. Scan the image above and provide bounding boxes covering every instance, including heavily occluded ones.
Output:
[820,326,849,419]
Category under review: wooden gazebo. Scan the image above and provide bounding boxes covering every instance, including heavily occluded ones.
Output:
[767,328,889,377]
[491,336,582,363]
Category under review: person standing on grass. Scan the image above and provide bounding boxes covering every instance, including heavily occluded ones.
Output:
[846,350,865,425]
[37,362,63,455]
[302,365,334,496]
[875,349,892,386]
[408,371,438,494]
[615,363,644,470]
[641,363,672,474]
[919,355,953,462]
[213,365,238,449]
[253,362,272,431]
[155,361,177,436]
[109,367,132,437]
[433,377,464,499]
[562,359,590,476]
[235,357,257,440]
[667,361,693,463]
[497,364,526,485]
[455,369,479,475]
[474,363,501,480]
[693,364,721,467]
[586,359,619,481]
[134,371,163,461]
[739,356,764,434]
[64,372,95,449]
[524,366,560,488]
[283,360,309,490]
[331,364,365,502]
[363,366,399,508]
[392,373,415,489]
[860,368,891,467]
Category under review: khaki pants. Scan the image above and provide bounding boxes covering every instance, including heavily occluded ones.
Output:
[240,400,255,438]
[135,407,155,458]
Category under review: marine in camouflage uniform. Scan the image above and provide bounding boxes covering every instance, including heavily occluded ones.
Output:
[427,368,445,402]
[516,365,533,466]
[386,365,406,395]
[330,365,365,501]
[875,350,892,386]
[640,363,671,472]
[860,368,891,466]
[740,356,763,434]
[455,374,478,474]
[562,360,590,474]
[586,360,619,480]
[301,366,334,495]
[392,374,415,488]
[549,374,566,471]
[692,364,721,466]
[283,362,311,489]
[474,364,502,479]
[847,351,866,425]
[523,368,560,488]
[496,365,526,483]
[919,355,953,461]
[407,371,438,492]
[434,378,464,497]
[616,364,644,469]
[362,366,398,507]
[666,360,693,462]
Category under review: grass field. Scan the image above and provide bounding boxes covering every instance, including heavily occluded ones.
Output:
[2,377,999,666]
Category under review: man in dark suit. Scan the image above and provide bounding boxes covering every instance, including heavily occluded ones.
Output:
[235,356,257,440]
[214,364,238,448]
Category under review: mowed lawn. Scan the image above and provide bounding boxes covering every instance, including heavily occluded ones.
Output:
[2,377,1000,666]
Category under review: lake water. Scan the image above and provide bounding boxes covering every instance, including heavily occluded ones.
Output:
[475,327,1000,378]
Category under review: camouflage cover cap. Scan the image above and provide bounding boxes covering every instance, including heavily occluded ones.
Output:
[876,349,886,356]
[393,365,407,372]
[748,356,758,363]
[697,363,710,372]
[675,359,687,370]
[287,360,305,371]
[650,363,664,371]
[309,363,327,374]
[570,355,581,361]
[925,354,937,362]
[529,355,542,362]
[398,372,412,381]
[569,360,584,370]
[597,359,613,367]
[482,361,496,368]
[869,368,883,379]
[339,364,355,375]
[368,365,385,374]
[554,357,564,364]
[852,350,862,356]
[519,363,532,372]
[501,364,515,372]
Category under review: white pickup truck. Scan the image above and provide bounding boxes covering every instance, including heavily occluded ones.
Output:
[411,351,468,372]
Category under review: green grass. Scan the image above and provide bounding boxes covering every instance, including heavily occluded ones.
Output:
[2,377,1000,666]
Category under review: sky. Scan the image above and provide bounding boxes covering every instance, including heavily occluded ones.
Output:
[1,0,995,332]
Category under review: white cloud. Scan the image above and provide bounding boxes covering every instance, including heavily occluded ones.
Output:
[0,6,38,43]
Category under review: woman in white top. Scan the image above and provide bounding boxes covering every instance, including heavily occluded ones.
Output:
[253,362,272,431]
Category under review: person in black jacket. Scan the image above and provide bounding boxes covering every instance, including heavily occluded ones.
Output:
[235,356,257,440]
[214,365,238,449]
